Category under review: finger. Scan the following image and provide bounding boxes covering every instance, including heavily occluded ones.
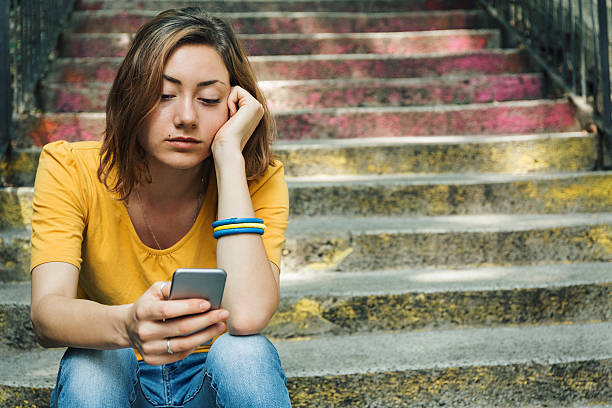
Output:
[227,86,239,117]
[136,298,212,322]
[165,308,229,338]
[156,321,226,356]
[156,281,170,300]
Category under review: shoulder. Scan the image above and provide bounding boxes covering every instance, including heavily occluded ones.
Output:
[40,140,101,170]
[248,160,286,195]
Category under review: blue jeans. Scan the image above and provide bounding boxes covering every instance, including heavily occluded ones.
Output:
[50,333,292,407]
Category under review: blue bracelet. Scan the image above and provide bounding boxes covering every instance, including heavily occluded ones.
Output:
[212,217,264,228]
[213,227,265,239]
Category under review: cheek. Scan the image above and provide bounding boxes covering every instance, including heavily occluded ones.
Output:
[203,106,229,135]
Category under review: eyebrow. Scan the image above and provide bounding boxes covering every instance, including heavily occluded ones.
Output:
[163,74,225,87]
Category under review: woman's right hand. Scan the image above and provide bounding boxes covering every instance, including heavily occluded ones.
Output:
[124,281,229,365]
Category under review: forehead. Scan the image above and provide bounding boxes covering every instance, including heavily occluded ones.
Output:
[164,43,229,84]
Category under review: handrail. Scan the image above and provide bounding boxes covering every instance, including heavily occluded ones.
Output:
[479,0,612,166]
[0,0,75,161]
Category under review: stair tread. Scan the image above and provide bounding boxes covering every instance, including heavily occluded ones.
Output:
[1,322,610,386]
[3,262,611,305]
[287,212,612,235]
[285,169,612,185]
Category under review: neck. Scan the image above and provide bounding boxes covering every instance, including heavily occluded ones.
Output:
[138,158,209,204]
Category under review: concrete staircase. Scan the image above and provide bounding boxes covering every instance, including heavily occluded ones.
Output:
[1,0,611,406]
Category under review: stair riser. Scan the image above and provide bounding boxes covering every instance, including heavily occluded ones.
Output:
[283,224,612,272]
[4,223,612,279]
[266,284,611,339]
[60,31,500,58]
[71,11,492,34]
[26,102,580,146]
[285,360,612,407]
[46,51,530,83]
[289,175,612,217]
[1,135,597,188]
[1,359,609,407]
[5,174,612,228]
[278,137,597,177]
[41,75,543,112]
[3,282,610,350]
[74,0,477,12]
[275,102,580,140]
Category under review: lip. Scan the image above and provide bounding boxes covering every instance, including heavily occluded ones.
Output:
[166,136,201,143]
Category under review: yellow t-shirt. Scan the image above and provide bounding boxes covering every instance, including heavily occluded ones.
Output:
[30,140,289,354]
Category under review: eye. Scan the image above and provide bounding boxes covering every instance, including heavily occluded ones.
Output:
[199,98,221,105]
[161,94,175,101]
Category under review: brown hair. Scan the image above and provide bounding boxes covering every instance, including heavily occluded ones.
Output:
[97,7,275,200]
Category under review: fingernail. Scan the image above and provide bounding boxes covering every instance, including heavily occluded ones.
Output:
[218,310,229,319]
[200,301,210,310]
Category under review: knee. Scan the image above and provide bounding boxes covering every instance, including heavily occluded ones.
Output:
[206,334,289,405]
[208,333,282,370]
[52,348,138,406]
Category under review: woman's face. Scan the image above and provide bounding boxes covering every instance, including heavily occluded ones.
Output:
[139,43,231,172]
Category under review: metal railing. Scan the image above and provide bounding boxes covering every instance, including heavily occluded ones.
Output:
[0,0,75,161]
[480,0,612,165]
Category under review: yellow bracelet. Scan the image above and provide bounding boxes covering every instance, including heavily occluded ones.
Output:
[213,222,267,232]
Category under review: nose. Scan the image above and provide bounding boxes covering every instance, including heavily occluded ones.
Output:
[174,97,198,129]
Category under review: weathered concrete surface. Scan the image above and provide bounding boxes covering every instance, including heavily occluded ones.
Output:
[0,188,33,229]
[5,214,612,278]
[41,74,543,112]
[287,171,612,216]
[74,0,478,12]
[27,100,580,145]
[0,148,40,187]
[276,133,597,176]
[60,30,501,58]
[70,10,493,34]
[282,213,612,272]
[274,100,580,140]
[0,133,597,188]
[5,263,611,348]
[1,323,610,407]
[8,171,612,227]
[46,50,531,83]
[261,74,543,110]
[0,229,31,282]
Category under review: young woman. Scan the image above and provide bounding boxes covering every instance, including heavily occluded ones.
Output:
[29,8,291,407]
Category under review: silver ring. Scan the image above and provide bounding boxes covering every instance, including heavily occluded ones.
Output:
[159,282,167,300]
[167,339,174,355]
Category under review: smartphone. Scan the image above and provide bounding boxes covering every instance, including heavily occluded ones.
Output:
[169,268,227,309]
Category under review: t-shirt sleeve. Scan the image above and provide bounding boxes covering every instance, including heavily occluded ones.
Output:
[30,141,88,272]
[249,161,290,271]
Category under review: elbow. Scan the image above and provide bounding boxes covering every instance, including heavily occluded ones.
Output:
[30,305,58,348]
[227,301,279,336]
[30,318,55,348]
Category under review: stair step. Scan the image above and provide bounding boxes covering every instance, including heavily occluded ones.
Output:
[46,49,531,83]
[275,132,597,177]
[60,30,501,58]
[2,262,611,349]
[287,171,612,216]
[4,213,612,279]
[74,0,477,13]
[282,213,612,272]
[26,100,581,146]
[5,169,612,227]
[69,10,493,34]
[2,132,596,188]
[41,74,544,113]
[1,322,610,406]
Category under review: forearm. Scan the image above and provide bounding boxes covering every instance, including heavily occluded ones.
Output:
[214,151,280,334]
[31,295,129,349]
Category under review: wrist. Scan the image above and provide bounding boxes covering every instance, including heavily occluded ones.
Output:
[111,304,133,348]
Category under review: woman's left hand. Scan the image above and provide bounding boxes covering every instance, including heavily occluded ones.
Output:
[211,86,264,157]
